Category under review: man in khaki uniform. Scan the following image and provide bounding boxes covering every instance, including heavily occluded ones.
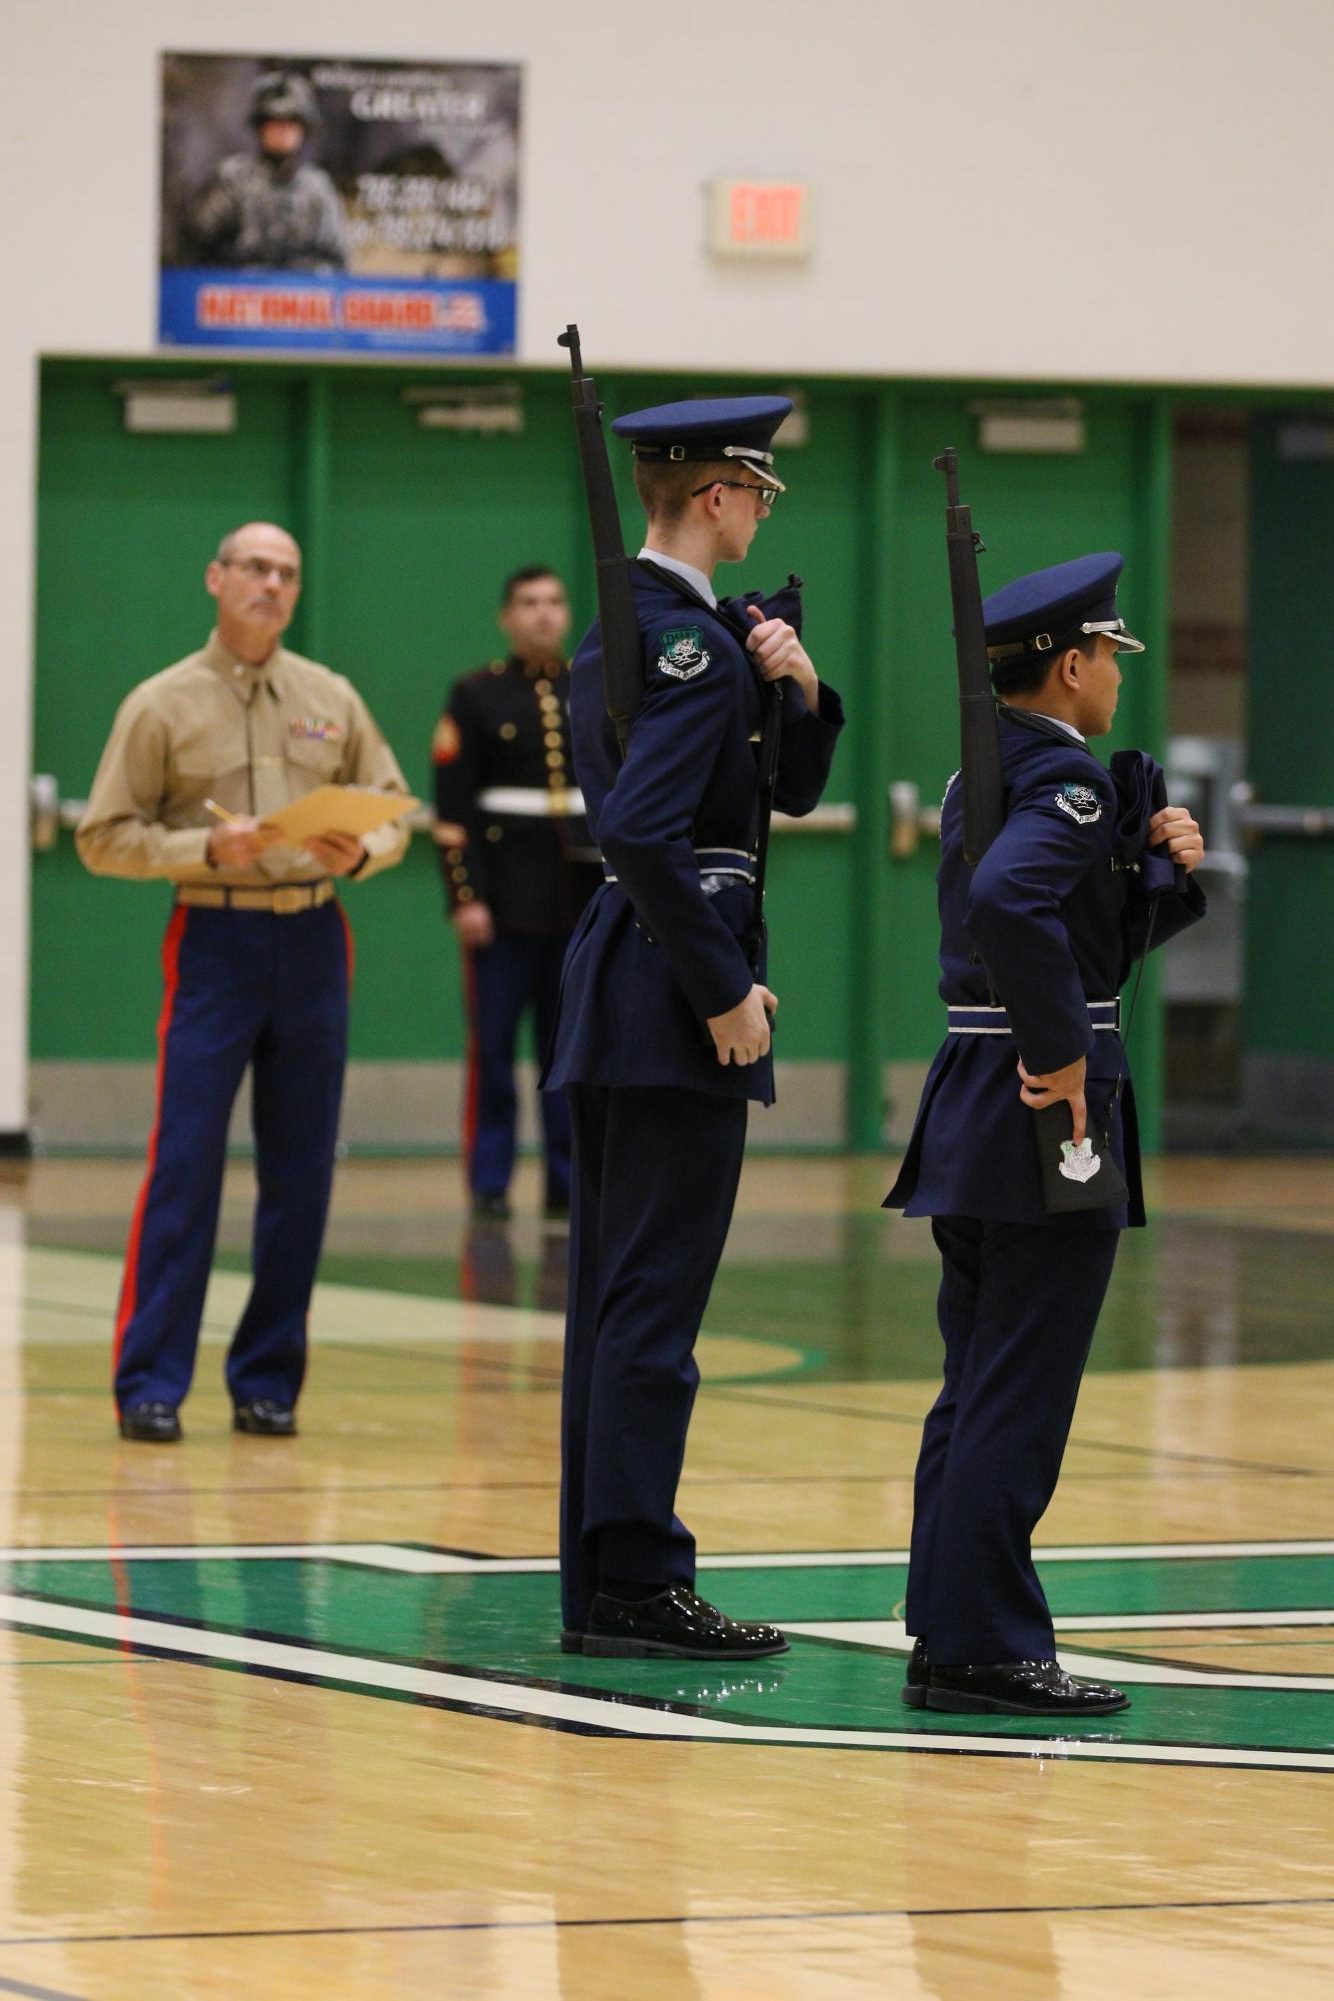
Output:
[78,521,408,1442]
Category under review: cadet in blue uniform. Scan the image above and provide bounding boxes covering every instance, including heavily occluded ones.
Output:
[545,397,845,1658]
[886,553,1206,1714]
[433,567,601,1220]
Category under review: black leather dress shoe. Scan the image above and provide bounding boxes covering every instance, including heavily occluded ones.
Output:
[580,1584,789,1660]
[900,1636,929,1709]
[232,1399,297,1437]
[471,1193,511,1222]
[926,1659,1130,1716]
[118,1402,182,1444]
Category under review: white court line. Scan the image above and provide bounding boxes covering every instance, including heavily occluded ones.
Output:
[2,1592,1331,1775]
[5,1537,1334,1576]
[785,1620,1334,1689]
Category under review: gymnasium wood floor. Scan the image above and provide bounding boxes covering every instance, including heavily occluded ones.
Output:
[0,1151,1331,1999]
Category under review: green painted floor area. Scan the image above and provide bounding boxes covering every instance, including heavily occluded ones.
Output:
[6,1554,1332,1757]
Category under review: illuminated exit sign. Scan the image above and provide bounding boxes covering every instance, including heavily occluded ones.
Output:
[708,179,811,259]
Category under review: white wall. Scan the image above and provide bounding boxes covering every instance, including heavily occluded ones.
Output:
[5,0,1334,1129]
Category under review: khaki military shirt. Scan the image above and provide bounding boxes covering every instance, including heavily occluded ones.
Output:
[77,632,410,886]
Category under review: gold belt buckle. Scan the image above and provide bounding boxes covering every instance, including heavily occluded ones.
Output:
[548,786,569,817]
[271,886,305,915]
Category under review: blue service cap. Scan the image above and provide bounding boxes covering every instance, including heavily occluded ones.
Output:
[611,396,793,490]
[983,552,1145,661]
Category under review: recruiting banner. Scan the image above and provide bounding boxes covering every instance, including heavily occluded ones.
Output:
[159,53,520,355]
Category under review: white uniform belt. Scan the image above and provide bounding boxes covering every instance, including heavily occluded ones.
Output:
[477,786,585,818]
[176,880,334,915]
[947,998,1121,1035]
[603,845,757,888]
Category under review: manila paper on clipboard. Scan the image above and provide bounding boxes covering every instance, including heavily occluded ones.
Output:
[260,786,419,845]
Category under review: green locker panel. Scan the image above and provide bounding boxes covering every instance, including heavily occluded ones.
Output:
[1244,416,1334,1136]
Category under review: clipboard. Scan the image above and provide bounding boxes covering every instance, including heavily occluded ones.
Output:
[260,785,419,844]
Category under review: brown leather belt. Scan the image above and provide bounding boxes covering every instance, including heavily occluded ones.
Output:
[175,880,335,915]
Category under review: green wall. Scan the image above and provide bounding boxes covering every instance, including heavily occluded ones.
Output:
[1245,416,1334,1106]
[31,358,1173,1145]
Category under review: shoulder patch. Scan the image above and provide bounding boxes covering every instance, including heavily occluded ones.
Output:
[432,715,462,764]
[655,625,711,681]
[1054,780,1103,825]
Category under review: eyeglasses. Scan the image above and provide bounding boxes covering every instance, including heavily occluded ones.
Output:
[690,478,779,508]
[221,557,302,585]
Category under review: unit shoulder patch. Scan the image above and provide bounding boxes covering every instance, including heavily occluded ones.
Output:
[1054,780,1103,825]
[655,625,711,681]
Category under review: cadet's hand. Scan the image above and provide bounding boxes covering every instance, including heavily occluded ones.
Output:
[707,984,777,1066]
[207,817,276,867]
[453,901,495,950]
[1017,1055,1088,1147]
[1148,805,1205,873]
[745,606,818,711]
[303,830,368,877]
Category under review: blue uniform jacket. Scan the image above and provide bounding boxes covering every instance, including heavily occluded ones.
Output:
[885,709,1206,1227]
[543,562,844,1103]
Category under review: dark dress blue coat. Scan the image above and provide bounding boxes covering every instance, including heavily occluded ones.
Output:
[885,708,1205,1228]
[543,562,844,1103]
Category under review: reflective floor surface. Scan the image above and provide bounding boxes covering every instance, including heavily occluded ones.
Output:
[0,1153,1331,1998]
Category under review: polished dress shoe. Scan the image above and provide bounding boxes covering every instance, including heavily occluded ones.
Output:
[900,1635,929,1709]
[471,1193,511,1223]
[926,1659,1129,1716]
[118,1402,182,1444]
[232,1399,297,1437]
[578,1583,789,1660]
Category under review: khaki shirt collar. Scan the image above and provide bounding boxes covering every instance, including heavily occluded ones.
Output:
[202,628,285,704]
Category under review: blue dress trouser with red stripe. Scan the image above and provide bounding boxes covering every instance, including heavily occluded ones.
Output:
[465,932,572,1205]
[114,900,350,1414]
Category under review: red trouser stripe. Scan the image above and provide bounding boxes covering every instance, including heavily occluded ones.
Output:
[112,906,188,1394]
[337,898,355,987]
[461,945,480,1184]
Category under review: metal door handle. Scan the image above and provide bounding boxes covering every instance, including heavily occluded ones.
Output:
[888,781,942,859]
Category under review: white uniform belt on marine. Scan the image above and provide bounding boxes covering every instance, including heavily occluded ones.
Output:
[476,785,586,817]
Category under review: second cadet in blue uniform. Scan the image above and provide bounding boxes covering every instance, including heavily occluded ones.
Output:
[886,553,1206,1715]
[433,567,602,1220]
[544,396,845,1658]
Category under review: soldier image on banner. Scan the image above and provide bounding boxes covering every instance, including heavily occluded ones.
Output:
[433,568,602,1222]
[185,71,347,273]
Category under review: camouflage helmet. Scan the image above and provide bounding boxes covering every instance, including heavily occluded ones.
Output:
[248,72,318,130]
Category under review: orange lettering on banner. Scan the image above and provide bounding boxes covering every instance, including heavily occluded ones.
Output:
[198,287,336,330]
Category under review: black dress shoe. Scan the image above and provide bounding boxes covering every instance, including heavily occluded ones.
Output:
[118,1402,182,1444]
[232,1399,297,1437]
[926,1659,1130,1716]
[581,1583,789,1660]
[471,1193,511,1222]
[901,1636,929,1709]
